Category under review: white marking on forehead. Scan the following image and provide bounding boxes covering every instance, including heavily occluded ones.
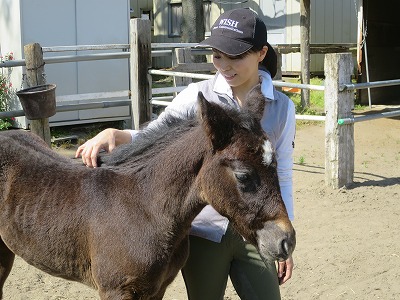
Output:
[262,139,273,166]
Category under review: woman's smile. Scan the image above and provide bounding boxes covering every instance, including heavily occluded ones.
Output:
[212,49,265,99]
[222,73,236,81]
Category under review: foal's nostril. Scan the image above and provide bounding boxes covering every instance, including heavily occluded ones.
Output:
[281,239,290,257]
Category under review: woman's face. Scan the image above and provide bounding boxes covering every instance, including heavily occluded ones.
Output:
[212,47,267,91]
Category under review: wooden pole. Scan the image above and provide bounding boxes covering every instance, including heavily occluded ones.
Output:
[274,47,282,92]
[24,43,52,147]
[130,19,152,130]
[300,0,311,108]
[356,0,363,74]
[173,48,194,96]
[274,49,282,81]
[324,53,354,189]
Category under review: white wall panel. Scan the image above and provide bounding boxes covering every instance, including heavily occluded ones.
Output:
[0,0,131,126]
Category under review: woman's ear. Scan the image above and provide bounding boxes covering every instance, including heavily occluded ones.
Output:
[258,46,268,63]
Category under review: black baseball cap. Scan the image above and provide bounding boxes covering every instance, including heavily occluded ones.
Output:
[197,8,270,56]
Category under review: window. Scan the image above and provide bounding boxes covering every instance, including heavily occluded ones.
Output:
[168,2,182,37]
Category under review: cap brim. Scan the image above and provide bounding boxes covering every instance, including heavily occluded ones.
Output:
[196,36,253,56]
[196,38,278,78]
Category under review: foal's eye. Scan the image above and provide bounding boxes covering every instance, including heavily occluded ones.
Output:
[233,170,259,193]
[234,172,250,182]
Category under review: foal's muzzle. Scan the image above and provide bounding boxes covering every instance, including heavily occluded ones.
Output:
[256,221,296,262]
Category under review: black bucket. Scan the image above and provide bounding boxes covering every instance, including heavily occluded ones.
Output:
[16,84,56,120]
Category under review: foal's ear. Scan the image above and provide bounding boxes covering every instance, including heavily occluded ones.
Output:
[198,92,235,151]
[241,83,265,121]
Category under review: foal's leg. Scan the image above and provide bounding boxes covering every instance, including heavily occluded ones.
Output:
[0,238,15,299]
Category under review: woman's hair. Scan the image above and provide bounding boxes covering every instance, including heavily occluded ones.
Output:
[237,44,278,78]
[246,44,278,78]
[213,44,277,79]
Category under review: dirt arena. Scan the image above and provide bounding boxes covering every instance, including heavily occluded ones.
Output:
[2,107,400,299]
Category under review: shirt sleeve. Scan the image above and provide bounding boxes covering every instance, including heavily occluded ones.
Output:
[275,99,296,220]
[126,83,200,141]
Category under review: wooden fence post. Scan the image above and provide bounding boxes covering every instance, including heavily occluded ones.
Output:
[324,53,354,188]
[300,0,311,108]
[273,47,282,92]
[24,43,52,147]
[130,18,152,130]
[173,47,193,96]
[274,50,282,81]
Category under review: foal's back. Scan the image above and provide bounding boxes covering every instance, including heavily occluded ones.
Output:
[0,130,77,165]
[0,131,97,284]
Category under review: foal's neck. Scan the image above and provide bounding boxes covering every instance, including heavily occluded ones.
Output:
[150,127,208,220]
[112,126,209,229]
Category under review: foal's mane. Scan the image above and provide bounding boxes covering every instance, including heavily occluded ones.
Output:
[99,99,262,168]
[99,111,198,167]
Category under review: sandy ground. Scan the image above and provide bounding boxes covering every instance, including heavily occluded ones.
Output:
[2,106,400,300]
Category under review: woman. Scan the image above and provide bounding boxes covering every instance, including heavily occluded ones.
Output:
[76,8,295,300]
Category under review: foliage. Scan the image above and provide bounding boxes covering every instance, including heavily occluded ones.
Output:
[297,155,305,165]
[283,77,325,115]
[284,77,367,115]
[0,52,15,130]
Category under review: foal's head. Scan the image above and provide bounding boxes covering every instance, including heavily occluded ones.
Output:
[197,84,295,262]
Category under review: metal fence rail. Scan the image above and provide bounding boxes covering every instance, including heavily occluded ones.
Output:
[0,100,131,119]
[340,79,400,91]
[42,44,130,52]
[338,109,400,125]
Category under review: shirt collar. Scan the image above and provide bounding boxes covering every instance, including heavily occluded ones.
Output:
[213,70,275,101]
[259,69,275,100]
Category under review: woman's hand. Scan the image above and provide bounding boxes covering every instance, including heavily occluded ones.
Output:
[277,255,294,285]
[75,128,131,168]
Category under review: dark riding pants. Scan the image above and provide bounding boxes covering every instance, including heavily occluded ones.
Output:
[181,224,281,300]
